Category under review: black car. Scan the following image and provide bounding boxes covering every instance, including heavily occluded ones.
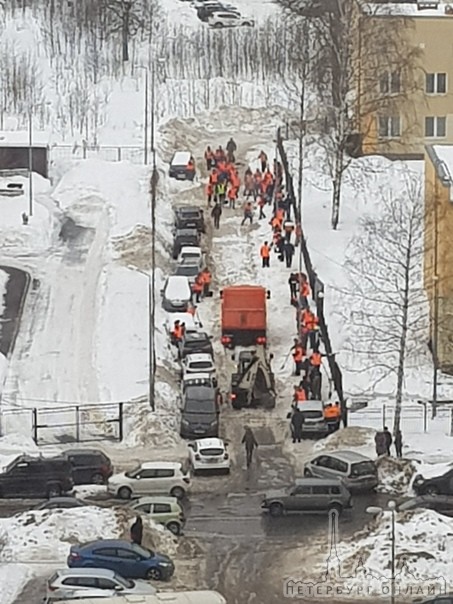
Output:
[397,495,453,517]
[62,449,113,485]
[180,386,220,439]
[172,229,200,260]
[0,455,73,498]
[175,206,205,233]
[413,468,453,495]
[413,594,453,604]
[178,331,214,359]
[196,4,240,21]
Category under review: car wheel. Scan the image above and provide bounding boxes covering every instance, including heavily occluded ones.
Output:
[146,567,162,581]
[118,486,132,500]
[91,472,105,485]
[213,22,224,28]
[166,521,181,536]
[303,468,313,477]
[269,502,284,517]
[47,484,61,498]
[328,503,343,516]
[426,486,440,496]
[242,21,251,26]
[170,486,185,500]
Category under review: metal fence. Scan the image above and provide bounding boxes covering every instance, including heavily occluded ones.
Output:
[50,143,144,165]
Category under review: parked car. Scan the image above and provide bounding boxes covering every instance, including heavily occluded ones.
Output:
[174,206,205,233]
[188,438,230,474]
[178,331,214,359]
[169,151,195,181]
[165,312,200,337]
[162,276,192,312]
[45,587,118,602]
[196,3,240,21]
[411,593,453,604]
[56,591,228,604]
[177,246,204,269]
[261,477,352,517]
[208,11,254,27]
[46,567,157,601]
[129,496,185,535]
[297,400,330,438]
[108,461,191,500]
[35,497,87,511]
[0,455,73,499]
[181,373,217,393]
[413,468,453,496]
[67,540,175,581]
[304,450,378,491]
[397,495,453,517]
[181,353,216,378]
[172,228,200,260]
[62,449,113,485]
[180,386,220,439]
[175,259,201,285]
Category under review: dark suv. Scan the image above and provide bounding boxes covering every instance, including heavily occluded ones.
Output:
[174,206,205,233]
[413,468,453,496]
[180,386,220,439]
[0,455,73,498]
[172,229,200,260]
[62,449,113,485]
[178,331,214,359]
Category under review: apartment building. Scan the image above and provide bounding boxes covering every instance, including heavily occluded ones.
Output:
[360,0,453,158]
[424,144,453,372]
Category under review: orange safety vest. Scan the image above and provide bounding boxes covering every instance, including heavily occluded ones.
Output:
[187,306,195,316]
[310,352,322,367]
[210,172,218,185]
[295,388,306,402]
[201,271,211,285]
[276,208,285,222]
[228,187,238,200]
[292,345,304,362]
[271,217,281,230]
[192,278,203,293]
[205,149,214,160]
[300,281,310,298]
[324,406,338,419]
[260,244,270,258]
[187,161,195,171]
[206,183,213,195]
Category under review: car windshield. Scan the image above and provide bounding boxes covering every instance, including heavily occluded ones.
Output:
[301,410,323,419]
[125,466,141,478]
[185,399,215,413]
[176,265,198,277]
[130,543,153,558]
[190,361,213,370]
[200,448,223,456]
[351,461,376,476]
[114,574,134,588]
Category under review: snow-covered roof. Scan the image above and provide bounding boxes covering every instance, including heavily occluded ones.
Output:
[366,0,453,17]
[426,145,453,201]
[0,130,50,148]
[140,461,182,469]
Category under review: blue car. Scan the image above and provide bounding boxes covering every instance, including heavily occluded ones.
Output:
[67,539,175,581]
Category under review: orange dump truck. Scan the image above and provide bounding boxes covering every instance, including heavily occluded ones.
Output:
[220,285,270,348]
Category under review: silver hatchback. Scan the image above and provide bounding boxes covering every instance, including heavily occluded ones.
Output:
[304,450,378,491]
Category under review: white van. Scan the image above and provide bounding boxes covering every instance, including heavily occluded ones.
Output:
[169,151,195,181]
[58,591,227,604]
[162,276,192,312]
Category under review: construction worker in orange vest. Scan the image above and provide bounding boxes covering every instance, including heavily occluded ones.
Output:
[290,338,305,376]
[209,168,219,187]
[204,146,215,170]
[187,304,196,316]
[309,349,322,368]
[295,223,302,247]
[206,182,214,207]
[200,267,212,297]
[171,320,183,345]
[293,385,307,405]
[192,274,203,304]
[260,241,271,268]
[227,186,238,210]
[270,215,282,232]
[302,309,319,350]
[300,274,310,306]
[324,402,341,432]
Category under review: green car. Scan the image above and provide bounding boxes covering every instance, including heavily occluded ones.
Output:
[129,496,185,535]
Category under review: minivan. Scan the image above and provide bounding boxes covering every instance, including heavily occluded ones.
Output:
[162,276,192,312]
[262,477,352,517]
[304,450,378,491]
[57,591,227,604]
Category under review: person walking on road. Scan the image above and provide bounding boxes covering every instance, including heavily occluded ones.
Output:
[226,137,237,163]
[130,516,143,545]
[260,241,271,268]
[291,407,304,443]
[241,201,253,226]
[291,338,305,376]
[383,426,393,455]
[394,430,403,458]
[242,426,258,468]
[283,239,295,268]
[211,202,222,229]
[258,150,268,173]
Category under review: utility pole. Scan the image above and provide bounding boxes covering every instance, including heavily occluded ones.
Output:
[149,59,157,411]
[122,0,131,62]
[28,107,33,217]
[432,189,439,419]
[135,65,149,165]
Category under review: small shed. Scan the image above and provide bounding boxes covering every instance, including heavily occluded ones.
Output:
[0,131,50,178]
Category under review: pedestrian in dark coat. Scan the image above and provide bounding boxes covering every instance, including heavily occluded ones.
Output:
[211,203,222,229]
[383,426,392,455]
[374,431,387,456]
[242,426,258,468]
[291,407,304,443]
[283,240,295,268]
[130,515,143,545]
[394,430,403,458]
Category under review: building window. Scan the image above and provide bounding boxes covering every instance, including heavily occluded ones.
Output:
[425,116,447,138]
[379,71,401,95]
[426,73,447,94]
[378,116,401,138]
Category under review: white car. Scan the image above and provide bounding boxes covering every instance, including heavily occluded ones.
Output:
[188,438,230,474]
[208,11,254,27]
[162,275,192,312]
[59,591,227,604]
[181,372,217,393]
[182,353,216,378]
[107,461,191,500]
[177,246,204,269]
[46,568,156,602]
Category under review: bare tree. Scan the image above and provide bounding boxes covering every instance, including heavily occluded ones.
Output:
[339,167,426,436]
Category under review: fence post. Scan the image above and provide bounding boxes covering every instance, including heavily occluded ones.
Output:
[32,408,38,444]
[75,406,80,442]
[424,403,427,433]
[118,147,121,162]
[450,408,453,437]
[83,140,87,159]
[118,402,124,442]
[382,404,386,430]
